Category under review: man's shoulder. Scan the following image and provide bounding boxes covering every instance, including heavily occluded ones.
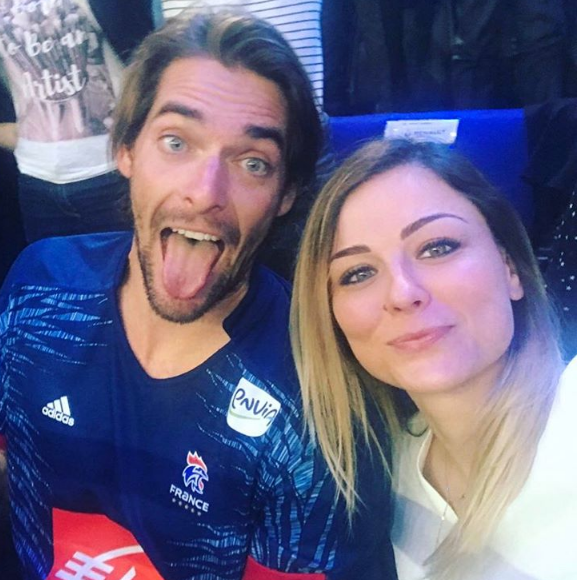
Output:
[255,265,292,311]
[2,231,132,294]
[227,265,291,333]
[225,265,297,390]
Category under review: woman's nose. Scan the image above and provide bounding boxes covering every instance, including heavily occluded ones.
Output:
[382,261,430,314]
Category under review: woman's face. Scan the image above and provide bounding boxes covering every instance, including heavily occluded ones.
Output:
[329,164,524,396]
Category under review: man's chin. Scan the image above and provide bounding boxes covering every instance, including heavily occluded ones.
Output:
[150,300,209,324]
[145,275,237,325]
[145,290,214,324]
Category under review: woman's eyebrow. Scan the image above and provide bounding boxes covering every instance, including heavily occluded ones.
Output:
[330,213,467,262]
[401,213,467,240]
[330,245,370,262]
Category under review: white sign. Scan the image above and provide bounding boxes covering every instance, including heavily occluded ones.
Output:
[384,119,460,144]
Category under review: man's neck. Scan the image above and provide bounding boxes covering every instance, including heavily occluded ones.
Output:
[118,249,247,379]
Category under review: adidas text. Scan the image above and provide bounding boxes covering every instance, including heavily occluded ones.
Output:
[42,396,75,427]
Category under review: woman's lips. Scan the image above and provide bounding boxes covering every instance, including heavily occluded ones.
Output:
[387,325,454,352]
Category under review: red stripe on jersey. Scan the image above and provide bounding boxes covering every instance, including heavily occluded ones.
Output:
[48,508,164,580]
[243,556,327,580]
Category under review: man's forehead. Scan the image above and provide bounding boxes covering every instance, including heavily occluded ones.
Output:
[148,56,288,130]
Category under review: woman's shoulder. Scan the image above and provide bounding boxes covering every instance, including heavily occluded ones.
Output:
[494,358,577,578]
[558,356,577,393]
[549,356,577,423]
[524,356,576,486]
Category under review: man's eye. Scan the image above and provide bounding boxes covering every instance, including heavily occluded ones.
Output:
[417,238,460,259]
[339,266,376,286]
[242,157,271,176]
[161,135,186,152]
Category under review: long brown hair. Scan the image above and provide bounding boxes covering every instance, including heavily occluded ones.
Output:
[111,9,322,196]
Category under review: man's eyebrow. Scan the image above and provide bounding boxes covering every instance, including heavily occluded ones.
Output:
[401,213,467,239]
[330,245,370,262]
[245,125,285,153]
[151,104,284,151]
[154,102,203,121]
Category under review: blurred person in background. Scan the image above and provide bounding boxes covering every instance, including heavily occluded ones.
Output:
[0,0,156,243]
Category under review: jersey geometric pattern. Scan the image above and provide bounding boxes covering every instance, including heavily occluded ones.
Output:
[0,233,395,580]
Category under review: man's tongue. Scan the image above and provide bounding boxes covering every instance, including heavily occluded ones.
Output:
[162,233,221,300]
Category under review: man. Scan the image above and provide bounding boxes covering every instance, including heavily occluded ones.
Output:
[0,11,396,580]
[0,0,156,243]
[154,1,328,282]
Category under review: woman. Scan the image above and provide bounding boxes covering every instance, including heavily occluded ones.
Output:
[290,139,576,580]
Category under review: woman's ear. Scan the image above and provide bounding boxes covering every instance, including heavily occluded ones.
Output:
[503,251,524,301]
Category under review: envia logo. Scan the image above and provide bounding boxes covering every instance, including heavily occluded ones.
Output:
[227,378,281,437]
[182,451,209,495]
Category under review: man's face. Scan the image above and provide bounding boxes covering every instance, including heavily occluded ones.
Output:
[117,57,294,323]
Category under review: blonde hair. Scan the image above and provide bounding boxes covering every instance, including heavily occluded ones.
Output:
[290,139,564,576]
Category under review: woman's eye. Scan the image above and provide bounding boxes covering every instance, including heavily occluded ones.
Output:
[242,157,271,176]
[418,238,460,259]
[339,266,377,286]
[161,135,186,153]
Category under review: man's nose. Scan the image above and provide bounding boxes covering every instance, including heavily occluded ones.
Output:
[181,155,228,212]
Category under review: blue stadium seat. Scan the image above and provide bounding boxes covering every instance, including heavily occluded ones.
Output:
[328,109,533,227]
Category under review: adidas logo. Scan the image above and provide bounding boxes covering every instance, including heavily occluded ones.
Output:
[42,396,75,427]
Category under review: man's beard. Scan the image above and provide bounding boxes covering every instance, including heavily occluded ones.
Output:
[134,224,267,325]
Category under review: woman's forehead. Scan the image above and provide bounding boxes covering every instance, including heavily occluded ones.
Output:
[338,165,486,227]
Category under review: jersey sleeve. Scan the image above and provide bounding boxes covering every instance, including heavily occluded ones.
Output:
[0,262,16,435]
[248,404,398,580]
[0,240,47,435]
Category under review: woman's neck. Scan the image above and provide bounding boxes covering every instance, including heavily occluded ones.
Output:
[411,360,505,465]
[410,363,506,511]
[418,391,482,473]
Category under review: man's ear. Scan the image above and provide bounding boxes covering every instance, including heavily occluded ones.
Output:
[276,186,297,217]
[504,252,524,301]
[116,145,134,179]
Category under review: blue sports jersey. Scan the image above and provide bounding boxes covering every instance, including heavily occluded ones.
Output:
[0,232,397,580]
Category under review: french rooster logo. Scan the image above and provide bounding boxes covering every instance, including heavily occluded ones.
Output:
[182,451,209,495]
